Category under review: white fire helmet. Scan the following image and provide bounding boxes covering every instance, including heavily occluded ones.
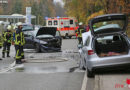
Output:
[7,25,12,30]
[17,22,22,26]
[79,22,83,25]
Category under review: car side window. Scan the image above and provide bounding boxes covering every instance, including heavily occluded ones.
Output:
[70,20,73,24]
[48,21,52,25]
[54,20,58,25]
[84,36,90,46]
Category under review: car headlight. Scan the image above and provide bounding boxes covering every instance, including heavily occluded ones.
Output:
[40,41,47,44]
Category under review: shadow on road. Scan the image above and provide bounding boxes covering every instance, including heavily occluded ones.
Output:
[95,69,130,76]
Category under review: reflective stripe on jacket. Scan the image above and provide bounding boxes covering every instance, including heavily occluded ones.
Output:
[2,31,12,43]
[76,28,84,38]
[0,35,2,47]
[15,29,25,46]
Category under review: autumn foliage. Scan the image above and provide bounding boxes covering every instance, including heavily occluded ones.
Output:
[64,0,130,36]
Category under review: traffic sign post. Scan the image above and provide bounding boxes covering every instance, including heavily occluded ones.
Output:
[26,7,31,24]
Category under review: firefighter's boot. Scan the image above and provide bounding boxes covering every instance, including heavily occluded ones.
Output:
[7,52,10,57]
[2,52,5,58]
[16,59,22,64]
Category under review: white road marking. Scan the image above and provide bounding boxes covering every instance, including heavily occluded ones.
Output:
[81,72,87,90]
[24,58,68,63]
[0,61,24,73]
[0,61,16,73]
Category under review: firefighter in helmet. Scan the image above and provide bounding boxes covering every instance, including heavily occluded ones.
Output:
[15,22,25,64]
[76,22,85,44]
[2,25,12,58]
[0,34,2,60]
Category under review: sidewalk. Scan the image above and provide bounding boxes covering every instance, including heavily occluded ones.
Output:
[94,75,130,90]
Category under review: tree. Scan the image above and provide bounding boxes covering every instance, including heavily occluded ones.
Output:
[12,0,22,14]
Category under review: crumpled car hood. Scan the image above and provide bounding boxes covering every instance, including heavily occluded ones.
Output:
[36,27,57,37]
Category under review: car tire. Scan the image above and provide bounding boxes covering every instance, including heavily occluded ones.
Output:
[63,36,66,39]
[36,44,41,52]
[65,33,68,39]
[87,68,94,78]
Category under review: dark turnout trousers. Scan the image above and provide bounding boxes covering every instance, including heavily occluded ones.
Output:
[2,42,11,57]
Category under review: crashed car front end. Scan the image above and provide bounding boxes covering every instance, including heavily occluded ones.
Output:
[38,37,61,52]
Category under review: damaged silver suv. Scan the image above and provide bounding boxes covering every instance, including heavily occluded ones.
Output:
[79,14,130,77]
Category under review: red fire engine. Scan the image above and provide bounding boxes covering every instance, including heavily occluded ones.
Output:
[46,17,78,38]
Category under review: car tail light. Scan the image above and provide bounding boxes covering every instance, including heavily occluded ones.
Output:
[88,50,94,55]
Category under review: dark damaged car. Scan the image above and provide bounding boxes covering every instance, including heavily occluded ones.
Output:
[23,27,62,52]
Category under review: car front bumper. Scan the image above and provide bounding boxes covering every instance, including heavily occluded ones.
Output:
[41,44,61,52]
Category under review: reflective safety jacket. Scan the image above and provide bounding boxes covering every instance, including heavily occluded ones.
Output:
[15,29,25,46]
[0,35,2,47]
[2,31,12,44]
[76,28,85,38]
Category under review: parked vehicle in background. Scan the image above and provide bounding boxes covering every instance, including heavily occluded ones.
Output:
[46,17,78,39]
[79,14,130,77]
[23,27,62,52]
[22,23,34,32]
[34,25,42,30]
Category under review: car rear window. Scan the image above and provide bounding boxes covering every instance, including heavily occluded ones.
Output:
[93,20,125,34]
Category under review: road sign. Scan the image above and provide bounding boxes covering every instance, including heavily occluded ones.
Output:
[26,7,31,24]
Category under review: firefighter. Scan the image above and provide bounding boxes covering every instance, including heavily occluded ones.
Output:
[2,25,12,58]
[0,34,2,60]
[76,22,85,44]
[15,22,25,64]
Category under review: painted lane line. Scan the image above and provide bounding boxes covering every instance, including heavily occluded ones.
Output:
[81,72,87,90]
[94,75,100,90]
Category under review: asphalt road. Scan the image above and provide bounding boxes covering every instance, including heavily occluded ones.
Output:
[0,39,85,90]
[2,39,130,90]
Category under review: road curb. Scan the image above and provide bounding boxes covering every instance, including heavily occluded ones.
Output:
[23,58,68,63]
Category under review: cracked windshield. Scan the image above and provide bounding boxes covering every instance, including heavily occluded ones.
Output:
[0,0,130,90]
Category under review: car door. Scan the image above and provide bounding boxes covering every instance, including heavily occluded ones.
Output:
[55,31,62,47]
[24,31,35,49]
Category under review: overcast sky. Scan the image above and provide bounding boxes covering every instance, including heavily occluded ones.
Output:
[54,0,64,6]
[54,0,63,2]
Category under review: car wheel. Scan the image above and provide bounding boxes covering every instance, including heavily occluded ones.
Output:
[87,68,94,78]
[63,36,66,39]
[36,44,41,52]
[65,33,68,38]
